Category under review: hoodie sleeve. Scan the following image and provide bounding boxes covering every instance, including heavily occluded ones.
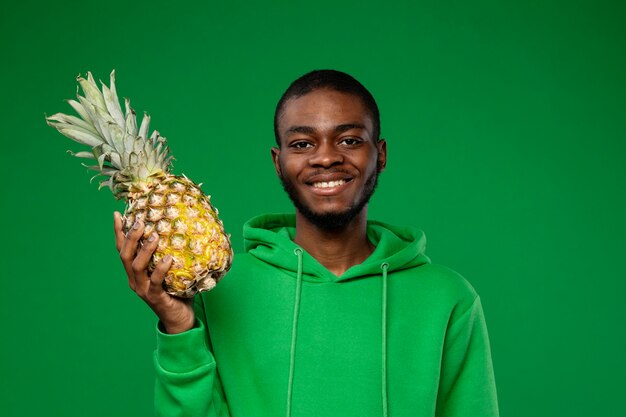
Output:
[435,296,499,417]
[153,297,230,417]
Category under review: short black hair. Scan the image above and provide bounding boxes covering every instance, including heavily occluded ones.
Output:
[273,69,380,146]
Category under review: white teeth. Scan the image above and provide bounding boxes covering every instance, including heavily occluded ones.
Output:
[313,180,346,188]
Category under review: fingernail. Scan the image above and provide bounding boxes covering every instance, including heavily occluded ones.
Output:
[148,233,157,242]
[163,255,172,263]
[132,220,141,229]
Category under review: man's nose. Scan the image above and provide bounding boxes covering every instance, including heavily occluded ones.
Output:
[309,141,343,167]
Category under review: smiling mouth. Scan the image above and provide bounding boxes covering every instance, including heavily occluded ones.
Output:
[312,179,349,188]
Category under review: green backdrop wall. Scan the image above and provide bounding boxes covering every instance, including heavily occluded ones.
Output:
[1,1,624,416]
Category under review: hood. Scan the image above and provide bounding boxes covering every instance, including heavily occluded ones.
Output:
[243,213,430,283]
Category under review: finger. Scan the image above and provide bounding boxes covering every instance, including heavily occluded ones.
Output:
[147,254,173,298]
[119,219,145,289]
[119,219,144,265]
[133,232,159,277]
[131,232,160,295]
[113,212,125,252]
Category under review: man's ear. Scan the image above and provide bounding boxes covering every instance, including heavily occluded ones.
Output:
[271,146,282,176]
[377,139,387,172]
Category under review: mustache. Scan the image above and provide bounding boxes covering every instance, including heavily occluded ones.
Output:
[304,168,355,178]
[301,165,384,180]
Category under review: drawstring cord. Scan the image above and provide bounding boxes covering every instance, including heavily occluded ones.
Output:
[381,262,389,417]
[286,248,304,417]
[285,252,390,417]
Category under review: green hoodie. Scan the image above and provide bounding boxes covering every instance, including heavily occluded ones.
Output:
[154,214,499,417]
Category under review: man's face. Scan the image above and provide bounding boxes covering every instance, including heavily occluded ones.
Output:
[272,89,387,230]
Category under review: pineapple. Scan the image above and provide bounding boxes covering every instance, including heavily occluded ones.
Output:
[46,70,233,298]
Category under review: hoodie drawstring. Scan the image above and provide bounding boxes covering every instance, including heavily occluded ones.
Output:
[381,262,389,417]
[286,251,390,417]
[286,248,304,417]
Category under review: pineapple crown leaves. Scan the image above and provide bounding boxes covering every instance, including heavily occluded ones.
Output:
[46,70,174,200]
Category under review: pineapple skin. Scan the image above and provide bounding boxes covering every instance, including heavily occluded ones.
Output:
[45,70,234,297]
[122,174,233,298]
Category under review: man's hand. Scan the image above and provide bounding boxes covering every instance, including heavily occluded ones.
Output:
[114,211,195,334]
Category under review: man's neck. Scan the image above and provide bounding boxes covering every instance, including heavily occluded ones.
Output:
[293,209,374,277]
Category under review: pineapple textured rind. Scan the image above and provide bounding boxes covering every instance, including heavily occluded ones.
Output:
[123,175,233,297]
[46,70,233,297]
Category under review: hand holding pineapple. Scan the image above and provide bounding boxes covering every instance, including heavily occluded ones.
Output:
[47,70,233,299]
[114,212,195,334]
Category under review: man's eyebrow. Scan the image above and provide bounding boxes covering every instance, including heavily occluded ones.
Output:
[334,123,366,133]
[286,125,315,135]
[285,123,367,136]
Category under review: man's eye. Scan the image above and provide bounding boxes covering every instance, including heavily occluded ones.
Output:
[340,137,362,146]
[291,141,312,149]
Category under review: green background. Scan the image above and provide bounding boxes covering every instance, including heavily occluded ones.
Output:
[1,0,624,416]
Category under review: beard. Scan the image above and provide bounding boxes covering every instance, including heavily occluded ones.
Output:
[279,167,380,231]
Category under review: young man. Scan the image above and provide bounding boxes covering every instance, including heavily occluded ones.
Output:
[114,70,499,417]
